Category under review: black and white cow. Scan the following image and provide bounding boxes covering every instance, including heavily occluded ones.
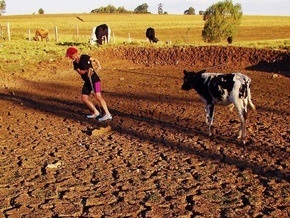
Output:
[181,69,256,142]
[89,24,111,45]
[146,27,159,43]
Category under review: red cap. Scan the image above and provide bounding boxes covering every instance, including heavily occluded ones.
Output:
[65,47,77,57]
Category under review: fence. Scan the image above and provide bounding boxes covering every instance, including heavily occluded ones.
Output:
[0,22,11,41]
[1,22,128,43]
[27,26,58,42]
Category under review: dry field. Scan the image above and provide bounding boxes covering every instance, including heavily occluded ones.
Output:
[1,14,290,45]
[0,14,290,217]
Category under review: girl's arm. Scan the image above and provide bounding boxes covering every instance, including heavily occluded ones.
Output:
[75,68,87,75]
[90,58,102,71]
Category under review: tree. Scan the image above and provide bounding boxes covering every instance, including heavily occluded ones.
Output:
[38,8,44,14]
[116,6,129,13]
[134,3,149,13]
[202,0,242,43]
[92,4,116,13]
[105,4,116,13]
[184,7,195,15]
[158,3,163,14]
[0,0,6,15]
[91,5,130,13]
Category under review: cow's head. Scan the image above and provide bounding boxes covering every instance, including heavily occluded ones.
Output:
[89,39,96,45]
[153,37,159,43]
[181,69,206,91]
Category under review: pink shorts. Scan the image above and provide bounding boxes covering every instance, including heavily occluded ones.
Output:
[94,82,101,93]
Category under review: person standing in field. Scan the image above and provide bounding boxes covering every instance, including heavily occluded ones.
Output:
[65,47,112,122]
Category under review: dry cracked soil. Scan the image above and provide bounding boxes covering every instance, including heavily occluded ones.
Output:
[0,46,290,217]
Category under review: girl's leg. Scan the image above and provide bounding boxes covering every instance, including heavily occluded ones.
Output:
[94,82,111,116]
[95,93,111,115]
[93,82,112,121]
[81,94,100,116]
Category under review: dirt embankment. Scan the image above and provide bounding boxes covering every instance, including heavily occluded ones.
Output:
[97,46,290,76]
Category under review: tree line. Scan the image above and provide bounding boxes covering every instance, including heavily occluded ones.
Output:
[91,3,161,14]
[90,3,199,15]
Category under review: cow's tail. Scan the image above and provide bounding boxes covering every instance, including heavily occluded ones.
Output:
[107,27,111,43]
[247,80,256,111]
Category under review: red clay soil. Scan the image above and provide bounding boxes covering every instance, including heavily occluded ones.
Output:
[0,46,289,217]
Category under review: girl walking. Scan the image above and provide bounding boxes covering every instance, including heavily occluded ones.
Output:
[66,47,112,122]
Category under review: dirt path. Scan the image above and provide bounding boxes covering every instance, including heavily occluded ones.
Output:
[0,46,289,217]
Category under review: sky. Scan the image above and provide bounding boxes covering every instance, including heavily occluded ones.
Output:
[3,0,290,16]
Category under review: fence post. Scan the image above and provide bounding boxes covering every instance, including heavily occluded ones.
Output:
[28,29,31,41]
[7,22,11,41]
[54,26,58,42]
[128,33,131,43]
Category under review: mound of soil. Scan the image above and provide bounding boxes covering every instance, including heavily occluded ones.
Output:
[0,46,289,217]
[107,46,290,75]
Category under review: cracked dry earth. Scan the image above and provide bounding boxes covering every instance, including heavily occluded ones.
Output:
[0,46,290,217]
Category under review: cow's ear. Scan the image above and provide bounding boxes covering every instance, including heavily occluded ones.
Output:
[183,70,188,75]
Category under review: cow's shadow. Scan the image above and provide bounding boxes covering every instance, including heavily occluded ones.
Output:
[246,58,290,78]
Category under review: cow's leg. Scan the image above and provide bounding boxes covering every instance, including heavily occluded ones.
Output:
[205,104,215,136]
[235,100,247,142]
[239,109,247,143]
[241,103,248,140]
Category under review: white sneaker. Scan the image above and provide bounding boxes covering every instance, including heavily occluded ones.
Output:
[86,114,101,119]
[98,114,112,122]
